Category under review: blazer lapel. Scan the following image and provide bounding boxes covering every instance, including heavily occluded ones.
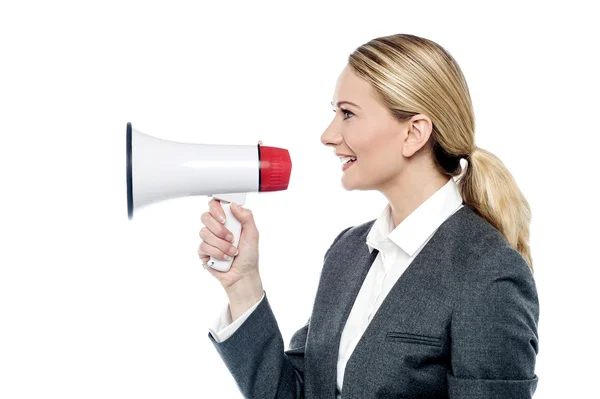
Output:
[304,221,379,399]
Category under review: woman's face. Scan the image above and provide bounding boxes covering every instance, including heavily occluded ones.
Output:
[321,65,412,192]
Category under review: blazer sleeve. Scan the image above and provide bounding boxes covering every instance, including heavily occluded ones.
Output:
[208,292,266,343]
[207,226,353,399]
[448,244,540,399]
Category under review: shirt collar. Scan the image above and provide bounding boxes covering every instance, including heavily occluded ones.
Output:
[366,177,464,257]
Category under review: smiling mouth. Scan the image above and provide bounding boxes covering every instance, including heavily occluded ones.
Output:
[342,158,356,172]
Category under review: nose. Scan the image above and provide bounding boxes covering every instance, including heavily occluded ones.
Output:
[320,118,343,148]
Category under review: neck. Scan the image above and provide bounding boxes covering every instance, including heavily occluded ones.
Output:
[380,166,450,229]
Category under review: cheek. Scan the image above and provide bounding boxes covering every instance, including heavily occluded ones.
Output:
[347,122,403,170]
[369,151,402,177]
[359,137,400,170]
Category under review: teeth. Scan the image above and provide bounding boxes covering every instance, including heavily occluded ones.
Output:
[341,156,357,164]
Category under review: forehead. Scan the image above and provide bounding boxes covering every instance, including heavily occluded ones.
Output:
[332,66,375,105]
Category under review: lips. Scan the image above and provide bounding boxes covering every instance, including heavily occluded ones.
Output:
[342,158,356,171]
[340,156,357,165]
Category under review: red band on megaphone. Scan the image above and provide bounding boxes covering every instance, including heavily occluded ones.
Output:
[258,146,292,192]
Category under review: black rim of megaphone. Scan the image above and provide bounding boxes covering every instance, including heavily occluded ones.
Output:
[126,122,134,220]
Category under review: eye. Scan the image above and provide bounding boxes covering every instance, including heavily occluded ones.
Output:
[332,108,354,120]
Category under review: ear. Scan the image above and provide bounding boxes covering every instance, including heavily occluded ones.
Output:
[401,114,433,158]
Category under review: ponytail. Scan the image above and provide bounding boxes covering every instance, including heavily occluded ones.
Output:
[457,147,533,272]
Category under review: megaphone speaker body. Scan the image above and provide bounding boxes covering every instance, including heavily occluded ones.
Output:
[126,122,291,272]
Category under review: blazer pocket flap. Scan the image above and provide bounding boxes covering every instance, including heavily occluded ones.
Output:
[386,331,442,346]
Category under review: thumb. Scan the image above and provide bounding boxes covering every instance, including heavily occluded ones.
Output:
[229,202,258,236]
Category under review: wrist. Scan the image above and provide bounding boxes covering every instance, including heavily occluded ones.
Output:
[225,274,263,309]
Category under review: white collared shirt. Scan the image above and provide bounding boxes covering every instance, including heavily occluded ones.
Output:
[208,177,464,397]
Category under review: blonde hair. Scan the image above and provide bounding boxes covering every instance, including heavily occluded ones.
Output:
[348,34,533,272]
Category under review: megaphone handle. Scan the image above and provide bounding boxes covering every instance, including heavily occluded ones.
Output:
[208,201,241,272]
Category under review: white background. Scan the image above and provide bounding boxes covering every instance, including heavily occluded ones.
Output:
[1,0,598,398]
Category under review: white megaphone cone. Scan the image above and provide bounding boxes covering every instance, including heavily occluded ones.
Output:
[126,122,292,272]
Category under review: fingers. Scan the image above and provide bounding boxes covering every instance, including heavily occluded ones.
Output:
[200,210,232,243]
[198,238,237,261]
[199,203,239,261]
[197,249,210,263]
[208,198,226,224]
[199,225,238,257]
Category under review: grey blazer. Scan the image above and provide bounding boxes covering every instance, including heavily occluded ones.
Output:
[208,205,539,398]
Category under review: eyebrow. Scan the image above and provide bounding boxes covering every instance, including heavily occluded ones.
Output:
[331,101,362,110]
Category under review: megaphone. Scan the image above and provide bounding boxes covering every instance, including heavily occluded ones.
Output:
[125,122,292,272]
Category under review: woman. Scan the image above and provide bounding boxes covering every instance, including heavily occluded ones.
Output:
[198,33,539,399]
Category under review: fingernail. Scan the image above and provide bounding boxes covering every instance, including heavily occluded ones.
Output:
[226,233,233,242]
[223,254,231,261]
[220,214,226,224]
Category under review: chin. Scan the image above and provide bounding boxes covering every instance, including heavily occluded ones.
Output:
[342,171,382,191]
[340,174,354,190]
[341,173,367,191]
[341,161,382,191]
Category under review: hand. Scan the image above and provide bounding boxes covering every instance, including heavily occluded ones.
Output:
[198,198,260,291]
